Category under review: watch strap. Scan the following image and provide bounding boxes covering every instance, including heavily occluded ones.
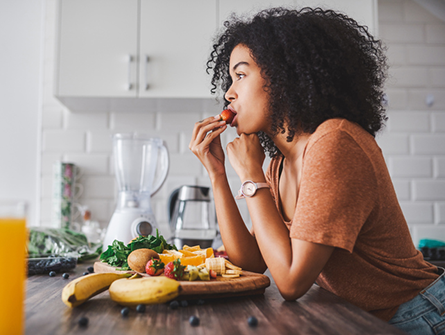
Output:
[235,181,270,200]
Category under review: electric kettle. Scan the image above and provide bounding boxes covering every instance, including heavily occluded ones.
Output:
[168,185,217,249]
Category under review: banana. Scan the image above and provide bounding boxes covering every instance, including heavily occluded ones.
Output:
[61,272,130,308]
[109,276,180,306]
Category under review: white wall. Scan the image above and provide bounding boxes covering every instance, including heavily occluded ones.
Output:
[0,0,43,226]
[377,0,445,245]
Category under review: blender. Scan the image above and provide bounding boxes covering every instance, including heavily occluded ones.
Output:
[102,134,169,250]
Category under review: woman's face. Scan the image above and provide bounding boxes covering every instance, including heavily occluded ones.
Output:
[225,44,271,135]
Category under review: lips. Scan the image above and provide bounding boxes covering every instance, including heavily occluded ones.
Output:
[227,106,237,127]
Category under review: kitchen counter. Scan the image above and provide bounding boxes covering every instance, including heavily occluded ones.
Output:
[25,260,406,335]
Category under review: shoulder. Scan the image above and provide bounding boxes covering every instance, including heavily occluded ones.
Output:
[305,118,376,156]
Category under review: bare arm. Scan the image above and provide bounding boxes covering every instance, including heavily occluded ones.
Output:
[189,117,266,272]
[227,133,334,300]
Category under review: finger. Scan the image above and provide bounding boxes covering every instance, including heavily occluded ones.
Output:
[194,120,226,146]
[189,119,224,150]
[197,124,227,150]
[191,115,221,140]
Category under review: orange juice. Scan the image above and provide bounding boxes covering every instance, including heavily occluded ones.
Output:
[0,217,27,335]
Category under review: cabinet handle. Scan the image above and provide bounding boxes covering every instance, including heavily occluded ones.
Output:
[144,55,149,90]
[126,54,134,91]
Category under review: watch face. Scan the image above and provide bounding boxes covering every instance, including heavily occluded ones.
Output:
[242,182,256,197]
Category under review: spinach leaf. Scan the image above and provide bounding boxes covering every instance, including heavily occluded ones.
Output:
[100,229,176,270]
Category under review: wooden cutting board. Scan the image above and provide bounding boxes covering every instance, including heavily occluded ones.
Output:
[94,261,271,299]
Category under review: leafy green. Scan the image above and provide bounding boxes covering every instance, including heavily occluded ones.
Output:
[99,229,176,270]
[27,227,102,261]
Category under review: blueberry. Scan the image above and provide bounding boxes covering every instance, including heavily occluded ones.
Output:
[78,316,89,327]
[197,299,205,305]
[49,271,56,277]
[180,300,188,307]
[62,273,70,279]
[121,307,130,317]
[169,300,179,310]
[83,272,89,276]
[87,266,94,273]
[189,316,200,326]
[247,316,258,327]
[136,304,146,313]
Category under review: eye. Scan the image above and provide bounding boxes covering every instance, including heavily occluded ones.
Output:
[235,73,245,80]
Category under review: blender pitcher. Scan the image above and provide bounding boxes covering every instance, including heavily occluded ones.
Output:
[102,134,169,250]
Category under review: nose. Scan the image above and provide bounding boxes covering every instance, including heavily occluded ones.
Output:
[225,84,236,102]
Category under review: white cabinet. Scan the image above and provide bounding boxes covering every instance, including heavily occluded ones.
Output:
[139,0,216,98]
[55,0,216,99]
[55,0,377,103]
[56,0,139,97]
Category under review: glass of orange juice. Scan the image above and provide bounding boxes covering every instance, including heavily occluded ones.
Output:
[0,200,27,335]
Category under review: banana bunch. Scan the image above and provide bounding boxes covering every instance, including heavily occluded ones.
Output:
[62,272,130,308]
[205,257,243,278]
[109,276,180,306]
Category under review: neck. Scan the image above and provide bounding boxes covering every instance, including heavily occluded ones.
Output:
[273,131,310,161]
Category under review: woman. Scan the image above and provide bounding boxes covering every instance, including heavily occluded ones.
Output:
[189,7,443,334]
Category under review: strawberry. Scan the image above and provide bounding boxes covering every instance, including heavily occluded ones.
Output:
[145,258,165,276]
[209,269,217,279]
[219,109,236,124]
[164,259,185,280]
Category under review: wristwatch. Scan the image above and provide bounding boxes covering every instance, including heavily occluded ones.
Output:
[235,180,270,200]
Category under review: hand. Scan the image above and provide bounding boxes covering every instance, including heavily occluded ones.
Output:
[189,116,227,179]
[227,133,265,181]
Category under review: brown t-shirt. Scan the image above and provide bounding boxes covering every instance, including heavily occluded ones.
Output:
[265,118,438,321]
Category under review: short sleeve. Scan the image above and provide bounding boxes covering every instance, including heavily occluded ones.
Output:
[289,130,377,252]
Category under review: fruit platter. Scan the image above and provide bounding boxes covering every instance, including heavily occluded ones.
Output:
[61,232,270,309]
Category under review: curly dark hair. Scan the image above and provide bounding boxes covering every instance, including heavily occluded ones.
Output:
[207,7,388,157]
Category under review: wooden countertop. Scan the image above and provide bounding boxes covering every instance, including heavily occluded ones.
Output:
[25,260,406,335]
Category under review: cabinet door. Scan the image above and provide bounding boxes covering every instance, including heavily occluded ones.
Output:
[56,0,138,97]
[219,0,376,36]
[139,0,217,98]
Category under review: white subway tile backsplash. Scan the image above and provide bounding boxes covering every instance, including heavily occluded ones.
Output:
[430,68,445,87]
[432,113,445,132]
[87,130,114,153]
[436,202,445,224]
[390,157,432,177]
[169,153,202,176]
[158,111,201,132]
[413,180,445,200]
[392,180,411,200]
[385,89,408,109]
[404,1,443,23]
[407,45,445,66]
[157,98,204,114]
[407,89,445,110]
[380,23,424,43]
[386,45,407,66]
[66,111,108,129]
[110,112,156,131]
[388,111,430,132]
[378,0,404,22]
[63,153,109,175]
[400,201,434,223]
[426,25,445,44]
[412,134,445,154]
[81,176,115,198]
[43,130,85,152]
[435,157,445,178]
[376,133,410,154]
